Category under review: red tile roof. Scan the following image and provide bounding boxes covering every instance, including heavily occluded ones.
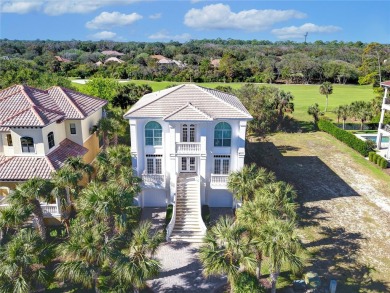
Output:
[47,139,88,169]
[0,139,88,181]
[0,85,107,127]
[381,81,390,87]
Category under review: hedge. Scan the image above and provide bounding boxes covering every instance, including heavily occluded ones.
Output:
[317,120,373,157]
[367,152,388,169]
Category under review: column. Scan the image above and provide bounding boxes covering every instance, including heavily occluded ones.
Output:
[377,87,388,147]
[169,124,177,203]
[199,126,207,204]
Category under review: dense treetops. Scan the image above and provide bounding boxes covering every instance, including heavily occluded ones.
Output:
[1,39,389,88]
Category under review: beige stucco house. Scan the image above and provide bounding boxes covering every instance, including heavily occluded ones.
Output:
[0,85,107,215]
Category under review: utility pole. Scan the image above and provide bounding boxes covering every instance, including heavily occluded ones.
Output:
[304,32,308,44]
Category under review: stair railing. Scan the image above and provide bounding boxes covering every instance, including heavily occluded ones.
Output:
[197,175,207,235]
[166,173,178,241]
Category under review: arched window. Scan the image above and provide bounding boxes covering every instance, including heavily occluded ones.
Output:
[214,122,231,147]
[21,137,35,153]
[145,121,162,146]
[48,132,55,149]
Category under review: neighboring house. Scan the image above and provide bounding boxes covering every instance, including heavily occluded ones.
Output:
[101,50,125,57]
[150,54,185,68]
[54,55,71,63]
[0,85,107,214]
[104,57,124,64]
[376,81,390,159]
[124,84,252,241]
[210,58,221,68]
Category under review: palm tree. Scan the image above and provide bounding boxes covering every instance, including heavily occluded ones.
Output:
[307,103,321,124]
[0,205,30,244]
[76,182,135,240]
[56,221,115,293]
[260,219,304,293]
[113,221,162,292]
[227,164,275,203]
[275,90,294,127]
[8,178,53,240]
[97,117,113,150]
[199,216,257,293]
[355,101,374,130]
[319,81,333,112]
[64,156,94,183]
[339,105,350,130]
[0,228,54,293]
[236,181,298,280]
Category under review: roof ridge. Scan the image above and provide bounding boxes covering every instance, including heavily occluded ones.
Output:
[186,102,213,120]
[44,156,56,171]
[54,86,86,118]
[0,107,33,125]
[19,85,46,124]
[197,85,252,118]
[125,84,185,116]
[0,85,23,101]
[0,156,14,169]
[163,102,213,121]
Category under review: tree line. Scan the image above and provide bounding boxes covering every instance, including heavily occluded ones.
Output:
[1,39,390,88]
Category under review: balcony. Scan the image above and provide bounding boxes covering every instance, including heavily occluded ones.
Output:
[142,173,166,188]
[176,142,202,155]
[210,174,229,189]
[0,202,60,217]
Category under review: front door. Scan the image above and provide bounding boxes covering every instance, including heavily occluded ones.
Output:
[181,157,196,173]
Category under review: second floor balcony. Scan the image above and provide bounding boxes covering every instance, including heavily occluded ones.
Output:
[210,174,229,189]
[176,142,202,155]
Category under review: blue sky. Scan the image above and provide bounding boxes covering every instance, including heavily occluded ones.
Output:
[1,1,389,43]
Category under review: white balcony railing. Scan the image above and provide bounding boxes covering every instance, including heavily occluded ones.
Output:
[0,203,60,217]
[176,142,201,154]
[142,173,165,188]
[210,174,229,188]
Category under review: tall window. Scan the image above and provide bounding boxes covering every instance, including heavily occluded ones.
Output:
[145,121,162,146]
[70,123,76,135]
[48,132,55,149]
[146,154,162,174]
[214,155,230,174]
[214,122,231,147]
[182,124,195,142]
[6,134,13,146]
[21,137,35,153]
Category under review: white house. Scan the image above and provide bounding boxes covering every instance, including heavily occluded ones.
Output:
[124,84,252,241]
[376,81,390,159]
[0,85,107,217]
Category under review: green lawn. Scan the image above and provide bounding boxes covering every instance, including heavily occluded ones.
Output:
[72,79,375,122]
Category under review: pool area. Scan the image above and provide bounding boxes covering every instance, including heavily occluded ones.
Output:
[360,135,389,143]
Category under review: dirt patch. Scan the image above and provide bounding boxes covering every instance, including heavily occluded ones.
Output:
[247,132,390,292]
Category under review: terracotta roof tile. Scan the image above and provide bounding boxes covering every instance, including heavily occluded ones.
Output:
[381,81,390,87]
[48,138,88,169]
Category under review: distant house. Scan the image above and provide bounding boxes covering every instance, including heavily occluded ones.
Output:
[0,85,107,216]
[101,50,125,57]
[54,56,71,63]
[211,58,221,68]
[104,57,124,64]
[124,84,252,241]
[150,54,185,68]
[376,81,390,159]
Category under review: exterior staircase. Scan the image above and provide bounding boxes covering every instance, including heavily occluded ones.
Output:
[169,174,206,243]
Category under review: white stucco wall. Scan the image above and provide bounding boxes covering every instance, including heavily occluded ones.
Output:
[80,109,102,143]
[64,120,83,145]
[128,118,248,208]
[10,127,44,155]
[41,122,67,154]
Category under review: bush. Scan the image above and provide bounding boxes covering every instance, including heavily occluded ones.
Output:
[232,271,266,293]
[380,158,388,169]
[317,119,374,156]
[369,152,376,162]
[375,154,382,165]
[201,205,211,227]
[165,204,173,226]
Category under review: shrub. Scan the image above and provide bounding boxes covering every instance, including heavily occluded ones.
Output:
[317,120,374,156]
[380,158,388,169]
[232,271,266,293]
[369,152,376,162]
[165,204,173,226]
[201,205,211,227]
[375,154,382,165]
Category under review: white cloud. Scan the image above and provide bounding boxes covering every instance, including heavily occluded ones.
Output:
[184,4,306,31]
[86,11,142,30]
[149,13,161,20]
[88,31,117,40]
[0,0,140,15]
[149,31,191,41]
[1,1,41,14]
[272,23,342,39]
